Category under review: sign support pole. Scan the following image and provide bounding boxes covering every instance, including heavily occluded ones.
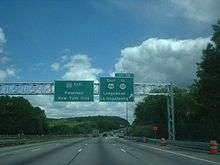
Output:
[125,102,129,135]
[166,83,175,140]
[126,102,128,122]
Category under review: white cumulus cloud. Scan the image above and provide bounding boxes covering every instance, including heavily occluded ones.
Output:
[51,54,103,82]
[0,56,9,64]
[0,28,17,81]
[171,0,220,23]
[0,67,16,81]
[0,70,7,81]
[0,27,6,50]
[62,55,103,82]
[115,37,210,85]
[51,62,60,71]
[0,27,6,55]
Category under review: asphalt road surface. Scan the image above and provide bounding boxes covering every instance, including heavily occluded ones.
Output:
[0,137,220,165]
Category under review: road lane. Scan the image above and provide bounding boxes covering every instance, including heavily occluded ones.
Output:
[71,137,128,165]
[0,137,89,165]
[0,137,220,165]
[115,138,220,165]
[0,138,82,155]
[70,137,220,165]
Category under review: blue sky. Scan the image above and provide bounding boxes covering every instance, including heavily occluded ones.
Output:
[0,0,219,120]
[0,0,216,81]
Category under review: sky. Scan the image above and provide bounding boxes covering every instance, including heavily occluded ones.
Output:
[0,0,219,122]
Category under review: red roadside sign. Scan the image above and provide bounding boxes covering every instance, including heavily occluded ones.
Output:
[152,126,158,131]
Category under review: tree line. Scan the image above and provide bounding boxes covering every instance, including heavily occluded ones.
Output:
[129,21,220,142]
[0,96,128,135]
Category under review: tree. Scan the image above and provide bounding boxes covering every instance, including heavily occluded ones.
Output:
[0,96,48,135]
[195,20,220,139]
[131,21,220,141]
[132,87,199,140]
[133,95,168,138]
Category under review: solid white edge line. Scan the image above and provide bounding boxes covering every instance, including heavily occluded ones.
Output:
[140,144,220,165]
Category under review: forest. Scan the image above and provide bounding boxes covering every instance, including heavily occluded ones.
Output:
[129,21,220,142]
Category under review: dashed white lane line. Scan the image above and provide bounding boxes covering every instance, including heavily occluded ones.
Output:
[0,153,13,157]
[30,147,41,152]
[78,148,82,152]
[140,144,220,165]
[120,148,126,153]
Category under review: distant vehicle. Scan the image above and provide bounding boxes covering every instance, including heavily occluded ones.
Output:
[118,134,124,138]
[92,130,99,137]
[102,133,107,137]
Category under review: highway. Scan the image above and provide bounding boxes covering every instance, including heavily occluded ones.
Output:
[0,137,220,165]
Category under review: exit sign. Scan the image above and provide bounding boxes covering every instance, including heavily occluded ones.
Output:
[99,77,134,102]
[54,81,94,102]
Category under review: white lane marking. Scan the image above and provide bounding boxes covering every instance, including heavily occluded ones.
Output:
[30,148,41,152]
[85,143,87,146]
[78,148,82,152]
[0,152,14,157]
[120,148,126,153]
[140,144,220,165]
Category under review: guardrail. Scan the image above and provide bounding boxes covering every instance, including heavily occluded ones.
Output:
[124,136,220,153]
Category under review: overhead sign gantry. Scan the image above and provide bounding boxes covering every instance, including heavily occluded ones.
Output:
[0,73,175,140]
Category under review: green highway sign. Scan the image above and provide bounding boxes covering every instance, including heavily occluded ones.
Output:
[115,73,134,78]
[99,77,134,102]
[54,81,94,102]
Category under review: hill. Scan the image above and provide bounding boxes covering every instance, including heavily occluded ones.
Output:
[47,116,129,135]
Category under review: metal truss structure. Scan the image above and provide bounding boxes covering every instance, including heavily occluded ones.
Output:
[0,82,175,140]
